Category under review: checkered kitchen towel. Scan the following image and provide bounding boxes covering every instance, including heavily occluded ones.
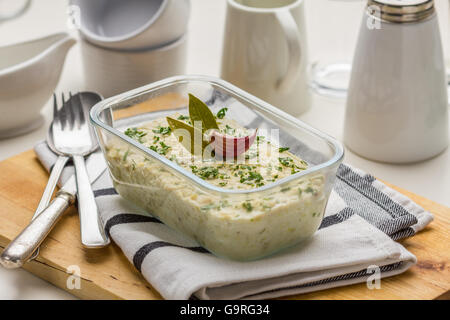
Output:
[35,141,433,300]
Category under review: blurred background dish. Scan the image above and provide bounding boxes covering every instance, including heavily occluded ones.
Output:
[0,33,75,138]
[308,0,366,99]
[70,0,190,50]
[221,0,310,116]
[447,0,450,101]
[80,34,188,98]
[307,0,449,102]
[0,0,31,24]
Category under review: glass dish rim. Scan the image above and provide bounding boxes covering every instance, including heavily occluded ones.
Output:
[90,74,345,195]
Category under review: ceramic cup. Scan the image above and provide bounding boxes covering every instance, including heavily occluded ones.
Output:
[70,0,190,50]
[221,0,310,116]
[80,35,187,98]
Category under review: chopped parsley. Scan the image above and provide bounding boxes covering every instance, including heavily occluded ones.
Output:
[305,186,314,194]
[159,142,171,155]
[192,166,219,180]
[124,127,147,143]
[278,156,305,174]
[152,126,172,135]
[216,108,228,119]
[278,157,294,167]
[122,149,129,161]
[177,115,190,121]
[201,200,230,212]
[279,147,290,153]
[242,202,253,212]
[149,141,171,155]
[240,171,263,184]
[224,124,236,135]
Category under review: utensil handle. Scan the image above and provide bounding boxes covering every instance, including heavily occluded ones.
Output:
[28,155,69,261]
[0,192,74,269]
[275,9,302,93]
[33,156,69,220]
[73,155,109,248]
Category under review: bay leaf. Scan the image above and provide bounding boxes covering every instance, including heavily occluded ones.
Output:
[188,93,219,132]
[166,117,209,155]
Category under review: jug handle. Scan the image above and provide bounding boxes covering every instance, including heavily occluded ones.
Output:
[274,10,302,94]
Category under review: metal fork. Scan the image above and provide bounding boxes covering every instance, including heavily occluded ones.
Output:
[52,93,109,248]
[27,94,71,260]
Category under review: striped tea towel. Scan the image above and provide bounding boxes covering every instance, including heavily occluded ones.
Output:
[35,142,433,300]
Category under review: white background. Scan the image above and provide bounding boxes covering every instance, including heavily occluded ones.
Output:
[0,0,448,299]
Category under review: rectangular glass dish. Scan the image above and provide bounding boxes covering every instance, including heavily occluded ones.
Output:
[90,75,344,261]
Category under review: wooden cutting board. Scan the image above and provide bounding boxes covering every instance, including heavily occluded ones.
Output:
[0,150,448,300]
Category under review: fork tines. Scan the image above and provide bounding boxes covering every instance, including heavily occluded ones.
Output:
[53,92,85,130]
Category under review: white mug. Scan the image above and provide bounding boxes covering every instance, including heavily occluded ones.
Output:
[80,35,187,98]
[70,0,190,50]
[221,0,310,116]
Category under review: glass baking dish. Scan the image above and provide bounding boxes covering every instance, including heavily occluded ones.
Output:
[90,75,344,261]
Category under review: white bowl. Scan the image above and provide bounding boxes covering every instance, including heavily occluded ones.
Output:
[80,35,187,98]
[71,0,190,50]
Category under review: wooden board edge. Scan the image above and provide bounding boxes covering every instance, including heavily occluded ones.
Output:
[0,242,122,300]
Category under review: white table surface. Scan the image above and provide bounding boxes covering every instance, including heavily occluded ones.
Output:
[0,0,448,300]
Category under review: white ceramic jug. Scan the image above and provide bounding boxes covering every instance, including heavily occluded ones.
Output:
[344,0,448,163]
[221,0,310,116]
[0,33,76,138]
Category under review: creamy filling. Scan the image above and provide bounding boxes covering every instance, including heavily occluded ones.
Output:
[105,114,326,260]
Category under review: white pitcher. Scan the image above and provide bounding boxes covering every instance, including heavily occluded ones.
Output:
[221,0,310,116]
[0,33,76,138]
